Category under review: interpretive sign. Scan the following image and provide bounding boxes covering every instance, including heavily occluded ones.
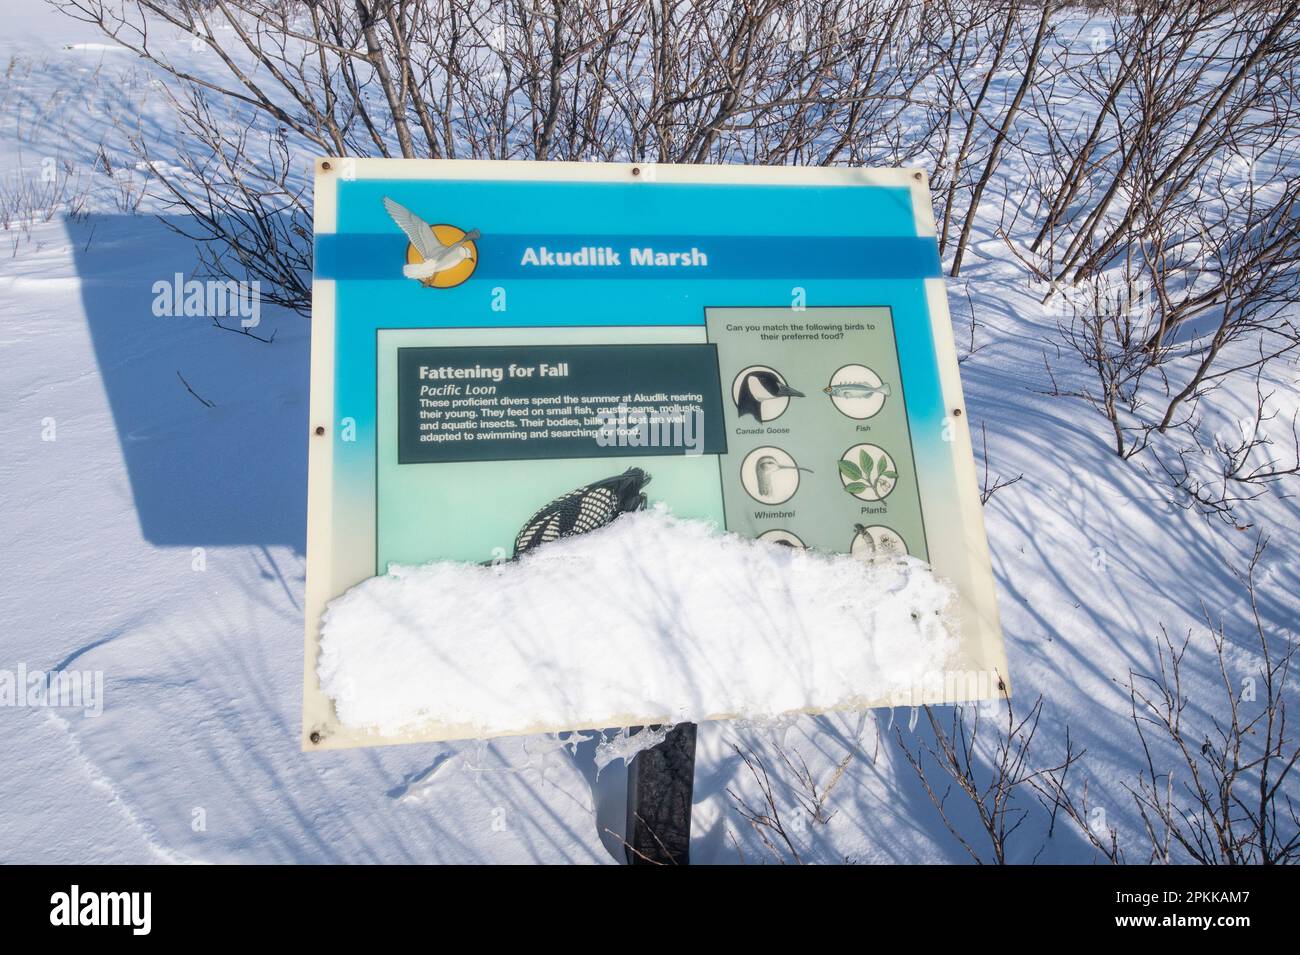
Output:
[304,160,1007,749]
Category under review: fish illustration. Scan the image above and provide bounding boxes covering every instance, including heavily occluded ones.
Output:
[824,381,891,399]
[382,197,480,282]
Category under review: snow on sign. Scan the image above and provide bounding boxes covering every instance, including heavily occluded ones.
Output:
[303,159,1007,749]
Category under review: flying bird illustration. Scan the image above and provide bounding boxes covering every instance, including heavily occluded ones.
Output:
[736,369,804,421]
[382,196,480,282]
[512,468,651,559]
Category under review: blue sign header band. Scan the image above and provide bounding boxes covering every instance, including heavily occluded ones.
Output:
[314,233,942,281]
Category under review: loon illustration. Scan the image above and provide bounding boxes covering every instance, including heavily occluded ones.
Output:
[382,197,480,281]
[512,467,651,558]
[736,369,804,421]
[825,381,891,399]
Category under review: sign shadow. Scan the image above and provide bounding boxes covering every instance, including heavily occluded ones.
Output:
[68,213,309,552]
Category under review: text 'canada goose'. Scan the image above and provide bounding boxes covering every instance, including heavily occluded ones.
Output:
[382,197,480,281]
[513,468,651,558]
[736,369,804,421]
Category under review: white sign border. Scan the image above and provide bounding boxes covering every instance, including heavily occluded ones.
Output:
[303,159,1006,751]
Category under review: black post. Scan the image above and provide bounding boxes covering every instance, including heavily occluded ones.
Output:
[624,723,697,865]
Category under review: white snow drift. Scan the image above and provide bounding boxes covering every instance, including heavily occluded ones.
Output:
[318,507,958,737]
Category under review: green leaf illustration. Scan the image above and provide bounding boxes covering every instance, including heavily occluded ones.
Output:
[882,470,898,480]
[877,454,890,476]
[844,482,867,494]
[838,459,862,480]
[859,449,873,478]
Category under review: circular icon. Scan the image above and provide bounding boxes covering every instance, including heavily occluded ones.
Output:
[759,529,806,549]
[851,524,908,560]
[405,223,478,288]
[741,447,808,505]
[731,365,804,423]
[824,364,890,419]
[839,443,898,501]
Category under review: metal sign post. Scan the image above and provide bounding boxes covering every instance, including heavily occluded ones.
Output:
[625,724,697,865]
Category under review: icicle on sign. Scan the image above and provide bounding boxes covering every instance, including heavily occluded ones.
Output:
[303,160,1007,749]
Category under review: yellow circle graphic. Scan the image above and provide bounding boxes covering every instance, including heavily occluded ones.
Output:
[404,224,478,288]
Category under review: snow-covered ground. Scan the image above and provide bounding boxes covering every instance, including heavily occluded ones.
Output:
[2,0,1296,864]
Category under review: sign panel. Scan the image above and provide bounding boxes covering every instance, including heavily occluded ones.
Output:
[304,160,1006,749]
[394,342,725,466]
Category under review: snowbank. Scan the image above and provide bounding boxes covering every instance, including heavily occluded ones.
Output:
[318,507,958,737]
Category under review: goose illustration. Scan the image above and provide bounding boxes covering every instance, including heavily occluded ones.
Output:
[512,467,651,558]
[382,197,480,286]
[735,369,804,422]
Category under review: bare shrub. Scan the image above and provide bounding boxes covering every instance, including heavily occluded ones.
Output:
[1125,538,1300,864]
[47,1,1300,528]
[1026,1,1300,504]
[0,157,89,254]
[727,743,806,864]
[895,689,1077,864]
[52,0,1067,307]
[726,726,862,863]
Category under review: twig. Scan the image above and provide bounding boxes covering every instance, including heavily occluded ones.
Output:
[176,369,215,408]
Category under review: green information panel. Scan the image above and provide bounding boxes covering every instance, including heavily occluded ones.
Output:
[707,306,927,561]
